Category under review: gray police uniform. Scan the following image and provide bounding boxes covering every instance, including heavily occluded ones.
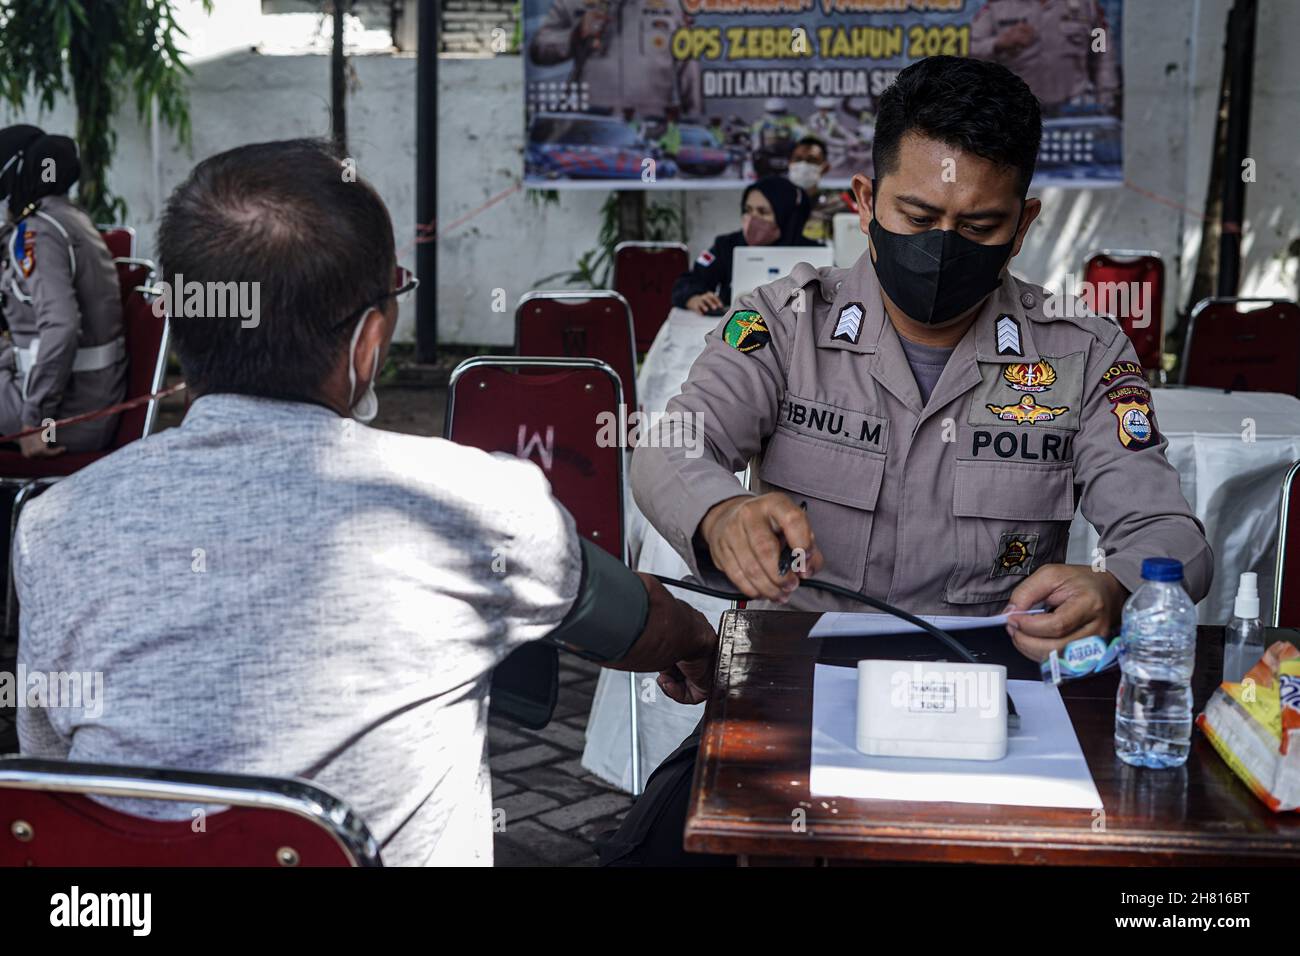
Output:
[971,0,1119,113]
[529,0,701,117]
[630,255,1213,616]
[0,194,126,451]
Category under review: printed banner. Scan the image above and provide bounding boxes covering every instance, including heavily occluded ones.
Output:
[523,0,1123,189]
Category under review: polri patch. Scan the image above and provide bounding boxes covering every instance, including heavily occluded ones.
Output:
[722,309,771,354]
[1107,383,1157,450]
[992,532,1039,578]
[777,395,888,454]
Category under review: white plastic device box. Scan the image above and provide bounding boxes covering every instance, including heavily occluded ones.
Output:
[855,659,1009,761]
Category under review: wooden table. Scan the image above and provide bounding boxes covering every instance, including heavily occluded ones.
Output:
[685,612,1300,865]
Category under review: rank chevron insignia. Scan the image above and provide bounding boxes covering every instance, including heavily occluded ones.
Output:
[995,314,1022,356]
[832,301,864,345]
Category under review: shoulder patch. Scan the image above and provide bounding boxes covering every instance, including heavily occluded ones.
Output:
[1100,360,1144,386]
[695,249,715,267]
[1107,383,1157,450]
[722,309,771,354]
[995,314,1022,356]
[831,301,864,344]
[15,221,34,277]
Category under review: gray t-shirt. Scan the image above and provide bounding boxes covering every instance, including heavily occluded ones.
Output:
[897,335,955,405]
[15,393,581,866]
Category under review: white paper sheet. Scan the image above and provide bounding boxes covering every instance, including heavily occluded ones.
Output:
[808,608,1045,638]
[810,665,1102,809]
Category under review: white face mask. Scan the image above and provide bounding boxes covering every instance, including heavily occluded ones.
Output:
[347,310,380,423]
[787,161,822,193]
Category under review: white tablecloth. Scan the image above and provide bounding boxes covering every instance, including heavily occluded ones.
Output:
[582,308,1300,791]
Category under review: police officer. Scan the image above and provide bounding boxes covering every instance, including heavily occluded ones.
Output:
[640,55,1210,661]
[0,128,125,456]
[606,55,1210,866]
[528,0,701,119]
[971,0,1119,115]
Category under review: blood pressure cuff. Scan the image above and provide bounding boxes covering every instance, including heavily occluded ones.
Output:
[545,538,648,663]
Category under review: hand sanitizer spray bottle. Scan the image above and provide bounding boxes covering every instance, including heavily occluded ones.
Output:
[1223,572,1264,683]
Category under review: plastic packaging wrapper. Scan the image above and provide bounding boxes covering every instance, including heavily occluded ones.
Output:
[1196,641,1300,811]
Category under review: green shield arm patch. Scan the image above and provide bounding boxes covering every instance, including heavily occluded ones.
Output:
[722,309,772,354]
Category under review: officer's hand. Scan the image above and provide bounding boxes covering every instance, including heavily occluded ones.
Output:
[18,431,64,459]
[1003,564,1128,661]
[686,292,724,314]
[700,493,824,603]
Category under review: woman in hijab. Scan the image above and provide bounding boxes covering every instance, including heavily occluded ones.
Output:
[0,127,126,457]
[671,175,820,314]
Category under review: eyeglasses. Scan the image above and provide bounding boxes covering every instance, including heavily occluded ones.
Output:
[335,265,419,329]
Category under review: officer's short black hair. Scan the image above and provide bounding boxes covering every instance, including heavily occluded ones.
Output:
[872,56,1042,197]
[159,138,396,402]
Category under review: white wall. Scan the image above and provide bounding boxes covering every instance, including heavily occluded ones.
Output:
[3,0,1297,346]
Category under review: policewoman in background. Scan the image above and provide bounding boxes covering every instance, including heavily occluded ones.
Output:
[0,126,125,457]
[672,176,820,315]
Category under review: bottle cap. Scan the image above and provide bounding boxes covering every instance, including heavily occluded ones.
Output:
[1235,571,1260,619]
[1141,557,1184,583]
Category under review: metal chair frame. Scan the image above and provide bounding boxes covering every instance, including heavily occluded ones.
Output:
[0,756,382,866]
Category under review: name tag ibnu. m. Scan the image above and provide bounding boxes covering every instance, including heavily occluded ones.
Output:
[779,396,888,454]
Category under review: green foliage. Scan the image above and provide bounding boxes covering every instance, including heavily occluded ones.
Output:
[537,192,684,289]
[0,0,212,221]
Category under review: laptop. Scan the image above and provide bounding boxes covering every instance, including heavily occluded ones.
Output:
[730,244,834,305]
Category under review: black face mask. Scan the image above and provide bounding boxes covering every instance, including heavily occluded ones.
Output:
[868,191,1021,326]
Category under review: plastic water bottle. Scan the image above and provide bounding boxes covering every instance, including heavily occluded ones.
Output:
[1114,557,1198,769]
[1223,572,1264,683]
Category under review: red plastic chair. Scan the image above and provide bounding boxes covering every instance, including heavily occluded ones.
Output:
[0,756,380,866]
[515,290,638,421]
[1083,249,1164,372]
[613,241,689,353]
[1275,461,1300,627]
[96,224,136,260]
[445,357,638,784]
[1181,297,1300,395]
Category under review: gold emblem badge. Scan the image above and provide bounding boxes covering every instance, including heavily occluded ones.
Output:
[985,394,1070,424]
[1002,360,1056,392]
[992,532,1039,578]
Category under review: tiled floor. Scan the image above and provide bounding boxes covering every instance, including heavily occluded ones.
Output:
[488,655,632,866]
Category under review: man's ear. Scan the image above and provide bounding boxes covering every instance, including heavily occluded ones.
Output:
[354,306,391,385]
[1010,196,1042,259]
[851,173,873,237]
